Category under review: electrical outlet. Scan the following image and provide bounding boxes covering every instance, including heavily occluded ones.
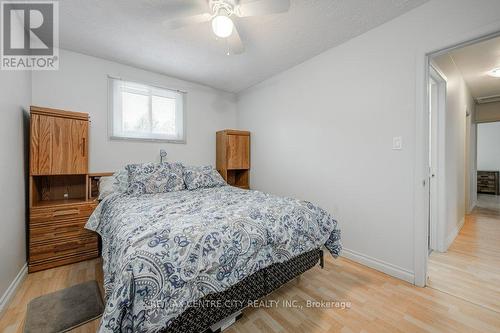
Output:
[392,136,403,150]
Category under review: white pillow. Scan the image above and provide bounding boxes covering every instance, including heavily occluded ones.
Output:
[98,176,115,200]
[98,169,128,200]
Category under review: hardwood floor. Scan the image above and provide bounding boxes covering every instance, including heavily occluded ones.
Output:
[476,193,500,210]
[229,256,500,333]
[428,199,500,314]
[2,249,500,332]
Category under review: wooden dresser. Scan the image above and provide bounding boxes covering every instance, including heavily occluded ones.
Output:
[216,130,250,189]
[477,171,500,195]
[29,106,99,273]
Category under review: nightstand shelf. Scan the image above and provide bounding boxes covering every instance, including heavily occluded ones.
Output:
[32,198,92,208]
[226,169,250,190]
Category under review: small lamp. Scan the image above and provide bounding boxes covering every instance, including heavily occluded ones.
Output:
[160,149,167,163]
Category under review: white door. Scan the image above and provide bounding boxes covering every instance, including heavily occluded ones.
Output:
[428,66,447,253]
[429,77,438,251]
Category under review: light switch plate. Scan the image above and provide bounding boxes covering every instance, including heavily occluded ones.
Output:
[392,136,403,150]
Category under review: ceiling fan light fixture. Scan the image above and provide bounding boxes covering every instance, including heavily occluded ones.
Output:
[211,14,234,38]
[488,67,500,78]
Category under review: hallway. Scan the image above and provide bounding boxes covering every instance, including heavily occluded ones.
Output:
[427,201,500,313]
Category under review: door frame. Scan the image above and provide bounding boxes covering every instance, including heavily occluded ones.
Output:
[467,114,478,213]
[414,27,500,287]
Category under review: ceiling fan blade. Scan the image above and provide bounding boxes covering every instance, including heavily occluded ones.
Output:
[164,13,212,30]
[226,25,245,55]
[161,0,209,18]
[237,0,290,17]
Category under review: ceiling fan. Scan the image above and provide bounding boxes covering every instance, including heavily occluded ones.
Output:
[164,0,291,55]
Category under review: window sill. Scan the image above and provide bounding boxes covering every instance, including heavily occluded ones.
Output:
[109,136,186,144]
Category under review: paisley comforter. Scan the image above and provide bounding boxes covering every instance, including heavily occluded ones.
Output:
[86,185,341,333]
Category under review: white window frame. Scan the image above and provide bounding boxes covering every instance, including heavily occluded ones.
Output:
[108,75,187,143]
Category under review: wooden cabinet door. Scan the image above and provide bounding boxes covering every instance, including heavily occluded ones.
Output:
[31,114,54,175]
[70,119,88,174]
[30,114,40,175]
[31,115,88,175]
[51,117,69,174]
[51,118,88,174]
[227,134,250,170]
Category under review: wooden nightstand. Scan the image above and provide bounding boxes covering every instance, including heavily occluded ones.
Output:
[216,130,250,189]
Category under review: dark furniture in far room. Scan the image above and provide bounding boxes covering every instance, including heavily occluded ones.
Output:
[477,170,500,195]
[216,129,250,189]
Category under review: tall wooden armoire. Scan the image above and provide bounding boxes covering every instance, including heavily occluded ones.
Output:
[29,106,99,273]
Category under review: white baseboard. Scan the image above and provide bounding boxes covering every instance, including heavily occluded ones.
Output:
[445,217,465,251]
[468,199,477,213]
[0,263,27,316]
[341,248,414,284]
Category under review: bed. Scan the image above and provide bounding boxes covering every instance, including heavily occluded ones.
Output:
[86,169,341,333]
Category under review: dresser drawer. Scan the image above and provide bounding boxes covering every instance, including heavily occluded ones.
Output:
[30,202,96,225]
[478,186,496,192]
[28,250,99,273]
[29,235,98,263]
[28,250,98,273]
[29,218,94,245]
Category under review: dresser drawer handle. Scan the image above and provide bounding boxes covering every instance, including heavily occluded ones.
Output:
[54,241,80,252]
[54,227,74,235]
[53,209,79,217]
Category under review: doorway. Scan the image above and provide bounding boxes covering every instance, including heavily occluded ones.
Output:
[476,121,500,211]
[425,33,500,312]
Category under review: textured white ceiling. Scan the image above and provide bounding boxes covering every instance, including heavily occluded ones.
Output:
[59,0,429,93]
[448,36,500,99]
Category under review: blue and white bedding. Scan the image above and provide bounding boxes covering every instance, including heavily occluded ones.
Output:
[86,185,341,333]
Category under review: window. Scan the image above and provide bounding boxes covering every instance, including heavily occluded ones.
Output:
[109,77,185,142]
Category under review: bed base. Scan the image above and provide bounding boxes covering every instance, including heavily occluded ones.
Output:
[209,311,244,333]
[164,248,324,333]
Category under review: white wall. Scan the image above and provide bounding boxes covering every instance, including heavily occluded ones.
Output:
[0,70,31,310]
[237,0,500,282]
[477,122,500,172]
[432,54,475,249]
[32,50,237,172]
